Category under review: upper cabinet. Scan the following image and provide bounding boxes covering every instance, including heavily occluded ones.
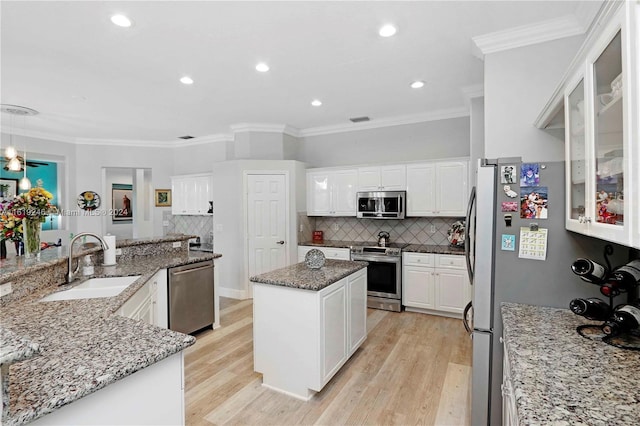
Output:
[171,173,212,215]
[561,3,639,248]
[307,169,358,216]
[357,165,406,191]
[406,161,468,217]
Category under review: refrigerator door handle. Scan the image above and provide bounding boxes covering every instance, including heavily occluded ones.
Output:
[462,301,473,335]
[464,186,476,283]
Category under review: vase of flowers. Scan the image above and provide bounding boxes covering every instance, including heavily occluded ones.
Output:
[2,185,57,258]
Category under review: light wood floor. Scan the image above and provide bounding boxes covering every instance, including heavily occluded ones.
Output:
[184,298,472,426]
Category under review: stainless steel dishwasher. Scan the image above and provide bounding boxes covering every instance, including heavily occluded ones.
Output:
[168,260,214,334]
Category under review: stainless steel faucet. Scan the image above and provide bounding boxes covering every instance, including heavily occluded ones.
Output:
[66,232,109,284]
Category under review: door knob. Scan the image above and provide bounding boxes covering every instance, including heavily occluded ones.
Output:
[276,240,285,245]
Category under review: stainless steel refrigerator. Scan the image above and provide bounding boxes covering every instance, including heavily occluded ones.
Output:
[462,158,630,425]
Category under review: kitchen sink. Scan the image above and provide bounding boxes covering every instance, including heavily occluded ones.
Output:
[40,276,141,302]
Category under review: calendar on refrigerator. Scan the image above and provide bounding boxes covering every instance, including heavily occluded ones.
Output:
[518,227,548,261]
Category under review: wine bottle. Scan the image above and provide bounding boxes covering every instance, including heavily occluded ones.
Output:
[601,303,640,336]
[571,258,608,283]
[569,297,611,321]
[609,260,640,289]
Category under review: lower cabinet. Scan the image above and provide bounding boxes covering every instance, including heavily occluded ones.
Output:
[502,339,519,426]
[402,252,470,317]
[118,269,168,328]
[298,245,351,262]
[31,352,185,426]
[252,268,367,400]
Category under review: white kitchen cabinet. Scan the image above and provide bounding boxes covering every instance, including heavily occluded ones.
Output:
[171,173,213,215]
[252,268,367,400]
[406,161,469,217]
[502,339,519,426]
[298,245,351,262]
[357,165,406,191]
[118,272,168,329]
[31,353,185,426]
[536,2,639,248]
[307,169,358,216]
[402,252,470,317]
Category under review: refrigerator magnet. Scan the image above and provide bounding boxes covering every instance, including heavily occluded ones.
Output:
[501,234,516,251]
[502,201,518,212]
[500,165,517,184]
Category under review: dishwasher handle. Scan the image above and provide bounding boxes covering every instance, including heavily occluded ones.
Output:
[170,264,213,276]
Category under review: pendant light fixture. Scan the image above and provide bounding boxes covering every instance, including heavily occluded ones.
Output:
[1,104,39,178]
[18,146,31,190]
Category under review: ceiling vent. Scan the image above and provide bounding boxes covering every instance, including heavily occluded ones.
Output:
[178,135,195,140]
[349,116,370,123]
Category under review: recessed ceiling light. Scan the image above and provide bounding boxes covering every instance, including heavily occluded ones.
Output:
[180,76,194,85]
[379,24,397,37]
[410,80,425,89]
[255,62,270,73]
[110,14,133,28]
[311,99,322,107]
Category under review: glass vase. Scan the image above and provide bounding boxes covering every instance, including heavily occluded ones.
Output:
[23,218,42,258]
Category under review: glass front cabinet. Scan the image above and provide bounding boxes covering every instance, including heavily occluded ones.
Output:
[563,2,639,248]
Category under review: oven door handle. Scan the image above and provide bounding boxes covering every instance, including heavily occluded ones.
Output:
[351,255,400,263]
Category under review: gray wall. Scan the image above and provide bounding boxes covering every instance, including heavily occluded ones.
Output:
[484,35,584,162]
[298,117,470,167]
[469,97,485,181]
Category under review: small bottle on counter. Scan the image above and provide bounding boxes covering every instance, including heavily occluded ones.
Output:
[82,255,94,276]
[601,302,640,336]
[571,258,608,284]
[569,297,611,321]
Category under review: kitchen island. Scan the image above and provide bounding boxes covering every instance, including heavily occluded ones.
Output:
[251,259,368,400]
[501,303,640,425]
[0,235,221,425]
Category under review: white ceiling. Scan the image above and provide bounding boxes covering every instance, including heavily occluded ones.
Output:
[1,1,596,144]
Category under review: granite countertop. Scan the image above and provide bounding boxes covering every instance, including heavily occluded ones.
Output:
[0,234,197,283]
[298,240,465,255]
[250,259,368,291]
[501,303,640,425]
[1,251,221,426]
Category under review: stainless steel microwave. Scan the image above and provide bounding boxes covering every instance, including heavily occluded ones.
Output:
[356,191,405,219]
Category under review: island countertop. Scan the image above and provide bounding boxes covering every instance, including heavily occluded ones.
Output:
[501,302,640,426]
[250,259,368,291]
[1,251,221,426]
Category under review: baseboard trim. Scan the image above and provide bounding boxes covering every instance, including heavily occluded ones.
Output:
[218,287,248,300]
[404,306,463,319]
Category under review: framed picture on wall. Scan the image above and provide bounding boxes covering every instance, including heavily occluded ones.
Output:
[0,178,18,200]
[112,183,133,223]
[155,189,171,207]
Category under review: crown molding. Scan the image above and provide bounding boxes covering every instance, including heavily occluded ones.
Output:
[472,15,585,60]
[229,122,301,137]
[1,128,76,144]
[74,137,176,148]
[298,107,469,138]
[174,133,234,147]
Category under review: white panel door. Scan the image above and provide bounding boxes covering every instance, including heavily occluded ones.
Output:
[436,162,468,216]
[402,266,436,309]
[332,170,358,216]
[307,172,331,215]
[406,163,436,216]
[320,283,347,383]
[380,165,406,190]
[357,167,381,191]
[348,270,367,354]
[435,269,469,314]
[247,174,288,281]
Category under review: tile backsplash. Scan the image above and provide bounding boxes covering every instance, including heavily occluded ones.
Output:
[163,211,214,243]
[308,216,463,245]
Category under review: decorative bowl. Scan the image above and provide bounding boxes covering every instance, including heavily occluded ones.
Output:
[305,248,326,269]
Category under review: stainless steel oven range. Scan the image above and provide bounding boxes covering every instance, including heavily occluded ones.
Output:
[350,243,406,312]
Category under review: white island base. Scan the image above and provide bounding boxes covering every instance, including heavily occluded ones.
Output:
[252,267,367,400]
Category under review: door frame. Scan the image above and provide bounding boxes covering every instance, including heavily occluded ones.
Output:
[243,170,290,299]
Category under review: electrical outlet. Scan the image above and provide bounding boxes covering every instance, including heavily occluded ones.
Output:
[115,248,122,255]
[429,225,436,233]
[299,224,304,232]
[162,220,169,226]
[172,242,181,248]
[332,223,339,231]
[0,282,12,297]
